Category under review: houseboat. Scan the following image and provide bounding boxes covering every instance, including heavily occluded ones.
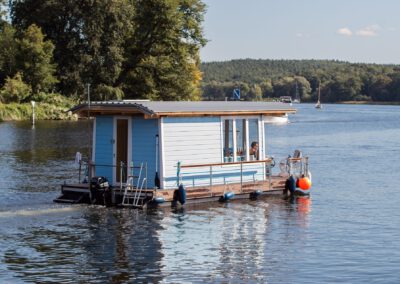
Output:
[54,101,311,208]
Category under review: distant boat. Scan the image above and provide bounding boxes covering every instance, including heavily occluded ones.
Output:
[279,96,292,105]
[263,114,289,124]
[293,82,300,104]
[315,83,322,109]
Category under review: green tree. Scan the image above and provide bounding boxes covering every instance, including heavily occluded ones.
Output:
[17,24,57,94]
[0,0,7,27]
[121,0,206,100]
[367,74,392,101]
[389,72,400,101]
[260,79,273,98]
[246,84,262,101]
[12,0,134,99]
[294,76,311,101]
[0,72,31,103]
[273,77,295,98]
[0,24,18,85]
[12,0,206,101]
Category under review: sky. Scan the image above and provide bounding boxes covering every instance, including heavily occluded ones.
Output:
[200,0,400,64]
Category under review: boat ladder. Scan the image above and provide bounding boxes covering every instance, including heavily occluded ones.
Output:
[121,162,148,208]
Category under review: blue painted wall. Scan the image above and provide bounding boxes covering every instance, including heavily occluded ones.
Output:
[132,117,158,188]
[94,116,114,182]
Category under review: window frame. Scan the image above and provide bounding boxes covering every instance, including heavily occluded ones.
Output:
[221,115,261,163]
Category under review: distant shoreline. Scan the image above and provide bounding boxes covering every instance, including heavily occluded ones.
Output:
[1,100,399,122]
[337,101,400,105]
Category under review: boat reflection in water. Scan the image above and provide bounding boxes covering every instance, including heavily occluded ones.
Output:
[3,198,313,283]
[295,196,312,215]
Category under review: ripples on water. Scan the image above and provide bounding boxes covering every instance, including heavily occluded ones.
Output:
[0,104,400,283]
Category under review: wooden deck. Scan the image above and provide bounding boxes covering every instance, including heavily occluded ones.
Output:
[55,175,287,207]
[154,176,285,201]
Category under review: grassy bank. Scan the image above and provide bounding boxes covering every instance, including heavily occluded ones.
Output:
[0,95,77,122]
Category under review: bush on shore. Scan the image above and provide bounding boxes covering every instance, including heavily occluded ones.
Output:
[0,93,77,122]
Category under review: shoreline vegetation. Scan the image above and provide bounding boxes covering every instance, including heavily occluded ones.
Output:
[2,2,400,122]
[200,59,400,103]
[1,100,399,123]
[0,93,77,122]
[0,102,75,122]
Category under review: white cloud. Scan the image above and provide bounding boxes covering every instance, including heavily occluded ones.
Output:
[296,33,304,38]
[356,25,380,37]
[337,27,353,36]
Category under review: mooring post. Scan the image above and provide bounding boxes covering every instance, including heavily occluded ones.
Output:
[31,100,36,126]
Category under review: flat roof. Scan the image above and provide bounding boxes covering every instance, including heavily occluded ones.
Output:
[71,100,296,118]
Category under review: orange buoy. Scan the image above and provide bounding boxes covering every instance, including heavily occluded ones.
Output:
[298,177,312,190]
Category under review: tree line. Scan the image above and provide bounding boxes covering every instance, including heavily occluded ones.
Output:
[200,59,400,103]
[0,0,206,104]
[1,1,400,105]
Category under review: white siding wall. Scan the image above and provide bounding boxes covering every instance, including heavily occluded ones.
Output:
[161,116,266,189]
[162,117,221,189]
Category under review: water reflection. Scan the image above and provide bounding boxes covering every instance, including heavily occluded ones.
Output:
[156,201,270,283]
[2,207,166,283]
[2,121,91,164]
[0,121,90,199]
[4,104,400,283]
[0,192,314,283]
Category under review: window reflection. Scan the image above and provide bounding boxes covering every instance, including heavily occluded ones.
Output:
[223,120,233,162]
[223,118,259,163]
[236,119,246,161]
[249,119,259,160]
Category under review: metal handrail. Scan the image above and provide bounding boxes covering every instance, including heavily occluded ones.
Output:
[180,158,273,169]
[179,159,273,193]
[287,156,309,177]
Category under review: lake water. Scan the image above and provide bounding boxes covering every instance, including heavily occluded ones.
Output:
[0,104,400,283]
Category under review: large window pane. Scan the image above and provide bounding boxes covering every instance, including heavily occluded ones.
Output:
[236,119,246,161]
[248,119,259,160]
[223,120,233,162]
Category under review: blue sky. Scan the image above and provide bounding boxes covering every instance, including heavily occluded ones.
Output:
[200,0,400,64]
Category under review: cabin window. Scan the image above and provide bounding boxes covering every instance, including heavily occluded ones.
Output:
[235,119,247,161]
[223,120,234,162]
[223,118,259,163]
[248,119,259,160]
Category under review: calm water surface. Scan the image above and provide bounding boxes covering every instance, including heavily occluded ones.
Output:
[0,104,400,283]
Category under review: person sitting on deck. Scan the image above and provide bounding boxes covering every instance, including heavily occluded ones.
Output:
[249,141,259,160]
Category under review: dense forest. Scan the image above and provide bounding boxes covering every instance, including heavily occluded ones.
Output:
[1,1,400,106]
[0,0,206,105]
[200,59,400,103]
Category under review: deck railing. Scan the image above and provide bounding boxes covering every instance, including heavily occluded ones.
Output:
[286,157,310,177]
[179,159,274,193]
[78,161,148,189]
